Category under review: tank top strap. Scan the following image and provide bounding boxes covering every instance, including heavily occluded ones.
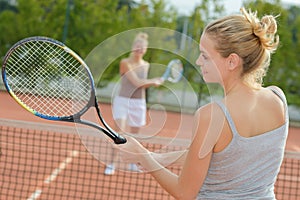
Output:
[215,101,239,136]
[267,86,288,106]
[267,86,289,121]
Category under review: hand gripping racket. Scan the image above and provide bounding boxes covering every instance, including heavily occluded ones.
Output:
[161,59,183,83]
[2,36,126,144]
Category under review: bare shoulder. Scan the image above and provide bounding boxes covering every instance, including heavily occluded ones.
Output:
[141,60,150,70]
[120,58,130,66]
[258,86,286,125]
[120,58,131,74]
[195,102,224,126]
[266,85,285,98]
[142,60,150,66]
[192,102,226,157]
[263,86,286,108]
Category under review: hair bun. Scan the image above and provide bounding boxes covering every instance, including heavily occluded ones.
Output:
[241,8,279,52]
[260,15,277,35]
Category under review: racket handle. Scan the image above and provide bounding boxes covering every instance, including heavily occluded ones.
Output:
[161,67,170,80]
[114,134,127,144]
[102,126,127,144]
[96,123,127,144]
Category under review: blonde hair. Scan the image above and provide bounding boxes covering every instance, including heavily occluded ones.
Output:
[133,32,149,46]
[204,7,279,88]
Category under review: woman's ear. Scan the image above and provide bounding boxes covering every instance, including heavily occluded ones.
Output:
[227,53,240,71]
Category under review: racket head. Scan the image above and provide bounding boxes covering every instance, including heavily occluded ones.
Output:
[162,59,183,83]
[2,36,94,120]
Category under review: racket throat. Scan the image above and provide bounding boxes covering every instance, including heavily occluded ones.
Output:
[76,119,126,144]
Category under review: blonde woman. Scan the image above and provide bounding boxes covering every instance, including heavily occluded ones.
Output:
[104,32,164,175]
[118,8,289,199]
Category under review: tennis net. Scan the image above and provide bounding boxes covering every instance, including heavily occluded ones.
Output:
[0,118,299,200]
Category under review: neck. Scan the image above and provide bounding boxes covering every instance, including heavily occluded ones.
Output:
[223,78,244,96]
[129,53,143,63]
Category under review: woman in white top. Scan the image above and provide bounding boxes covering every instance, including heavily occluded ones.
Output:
[117,8,289,199]
[104,32,163,175]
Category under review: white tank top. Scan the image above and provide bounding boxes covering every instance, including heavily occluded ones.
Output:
[119,64,148,99]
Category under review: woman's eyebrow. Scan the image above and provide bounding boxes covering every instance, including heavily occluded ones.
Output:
[199,45,206,53]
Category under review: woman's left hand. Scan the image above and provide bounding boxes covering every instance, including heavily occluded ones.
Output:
[117,136,149,165]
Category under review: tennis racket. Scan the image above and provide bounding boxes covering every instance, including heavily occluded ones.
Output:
[161,59,183,83]
[2,36,126,144]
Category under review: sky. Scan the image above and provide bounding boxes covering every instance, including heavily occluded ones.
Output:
[157,0,300,15]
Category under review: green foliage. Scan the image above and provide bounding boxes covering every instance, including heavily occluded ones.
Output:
[243,0,300,106]
[0,0,299,106]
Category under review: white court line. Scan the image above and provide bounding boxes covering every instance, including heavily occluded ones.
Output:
[27,150,79,200]
[27,189,42,200]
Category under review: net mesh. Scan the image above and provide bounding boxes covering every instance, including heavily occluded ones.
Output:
[274,152,300,199]
[0,118,299,200]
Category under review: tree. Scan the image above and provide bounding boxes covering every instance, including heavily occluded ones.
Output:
[0,0,299,106]
[116,0,138,13]
[244,0,300,105]
[0,0,17,12]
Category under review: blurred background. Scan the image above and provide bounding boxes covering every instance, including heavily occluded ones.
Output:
[0,0,299,119]
[0,1,299,199]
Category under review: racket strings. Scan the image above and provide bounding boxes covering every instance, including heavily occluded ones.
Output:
[11,42,76,116]
[170,64,183,79]
[5,40,92,117]
[168,60,183,82]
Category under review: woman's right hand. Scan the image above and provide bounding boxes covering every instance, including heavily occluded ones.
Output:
[151,77,164,87]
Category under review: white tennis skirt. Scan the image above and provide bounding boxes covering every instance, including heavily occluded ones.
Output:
[112,96,146,127]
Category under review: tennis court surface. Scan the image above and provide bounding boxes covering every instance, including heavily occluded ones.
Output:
[1,91,299,199]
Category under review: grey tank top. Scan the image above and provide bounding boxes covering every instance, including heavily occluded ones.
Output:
[118,65,148,99]
[197,88,289,200]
